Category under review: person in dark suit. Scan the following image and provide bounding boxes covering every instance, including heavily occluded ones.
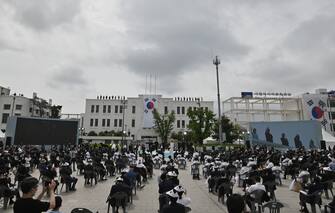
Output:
[280,133,289,146]
[107,177,131,213]
[265,128,273,143]
[161,190,185,213]
[294,134,303,149]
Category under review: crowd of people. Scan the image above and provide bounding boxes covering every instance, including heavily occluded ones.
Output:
[0,143,157,213]
[2,143,335,212]
[185,146,335,213]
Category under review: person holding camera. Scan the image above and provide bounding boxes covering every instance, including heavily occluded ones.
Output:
[14,176,56,213]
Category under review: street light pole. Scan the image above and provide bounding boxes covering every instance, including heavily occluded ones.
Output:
[121,99,127,150]
[213,56,223,143]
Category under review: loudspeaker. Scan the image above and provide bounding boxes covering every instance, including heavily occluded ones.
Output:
[245,140,251,149]
[320,140,326,150]
[5,137,12,146]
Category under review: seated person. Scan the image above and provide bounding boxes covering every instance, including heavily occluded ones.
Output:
[0,172,20,205]
[107,177,131,212]
[13,177,56,213]
[299,177,323,213]
[105,158,115,176]
[59,162,77,191]
[227,194,246,213]
[162,190,186,213]
[174,185,191,209]
[245,176,267,210]
[84,159,97,185]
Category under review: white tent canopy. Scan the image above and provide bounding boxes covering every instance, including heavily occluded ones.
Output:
[203,136,217,144]
[322,129,335,148]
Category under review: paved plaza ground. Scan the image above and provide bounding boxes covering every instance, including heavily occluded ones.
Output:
[3,163,330,213]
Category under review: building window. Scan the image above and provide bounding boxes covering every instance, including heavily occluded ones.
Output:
[330,100,335,108]
[103,105,106,113]
[29,108,32,113]
[35,109,39,114]
[108,105,111,113]
[177,120,180,128]
[107,119,110,127]
[119,119,122,127]
[120,105,123,114]
[132,106,136,114]
[188,107,192,112]
[182,107,186,114]
[177,107,180,114]
[102,119,106,127]
[331,112,335,120]
[95,105,99,113]
[94,119,98,127]
[2,113,9,124]
[193,107,197,111]
[15,105,22,110]
[90,119,94,127]
[132,119,135,127]
[14,113,21,116]
[91,105,94,113]
[114,119,118,127]
[182,120,185,128]
[115,105,118,113]
[164,106,168,114]
[3,104,10,110]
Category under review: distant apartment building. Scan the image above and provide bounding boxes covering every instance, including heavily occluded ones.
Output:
[82,94,214,143]
[0,85,53,132]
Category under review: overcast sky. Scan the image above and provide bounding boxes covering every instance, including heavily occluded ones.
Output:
[1,0,335,113]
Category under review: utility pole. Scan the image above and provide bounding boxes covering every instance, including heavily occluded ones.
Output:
[121,99,127,150]
[213,56,223,143]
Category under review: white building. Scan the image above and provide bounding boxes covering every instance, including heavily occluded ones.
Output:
[82,94,214,144]
[0,86,53,132]
[223,89,335,136]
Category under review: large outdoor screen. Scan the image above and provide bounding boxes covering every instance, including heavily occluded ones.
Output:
[13,117,79,145]
[249,120,322,149]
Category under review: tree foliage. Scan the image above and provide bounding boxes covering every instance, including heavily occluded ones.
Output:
[87,131,98,136]
[187,107,216,146]
[98,130,124,137]
[213,115,243,143]
[153,109,175,149]
[50,105,62,118]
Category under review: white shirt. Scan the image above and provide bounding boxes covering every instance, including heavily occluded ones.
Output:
[247,182,266,198]
[177,197,191,207]
[240,166,251,175]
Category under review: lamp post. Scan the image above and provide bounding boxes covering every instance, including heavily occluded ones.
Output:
[121,99,127,149]
[213,56,223,144]
[183,131,187,151]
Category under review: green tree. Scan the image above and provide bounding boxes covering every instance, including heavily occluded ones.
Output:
[187,107,216,146]
[171,131,192,150]
[87,131,97,136]
[213,115,243,143]
[50,105,62,118]
[153,109,175,149]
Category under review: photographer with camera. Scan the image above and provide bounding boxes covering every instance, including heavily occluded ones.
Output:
[14,176,56,213]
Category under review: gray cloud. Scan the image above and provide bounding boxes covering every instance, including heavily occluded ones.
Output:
[5,0,82,31]
[119,0,249,93]
[0,39,23,52]
[48,66,88,89]
[249,13,335,92]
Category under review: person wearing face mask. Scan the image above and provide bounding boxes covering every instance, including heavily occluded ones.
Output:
[14,177,56,213]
